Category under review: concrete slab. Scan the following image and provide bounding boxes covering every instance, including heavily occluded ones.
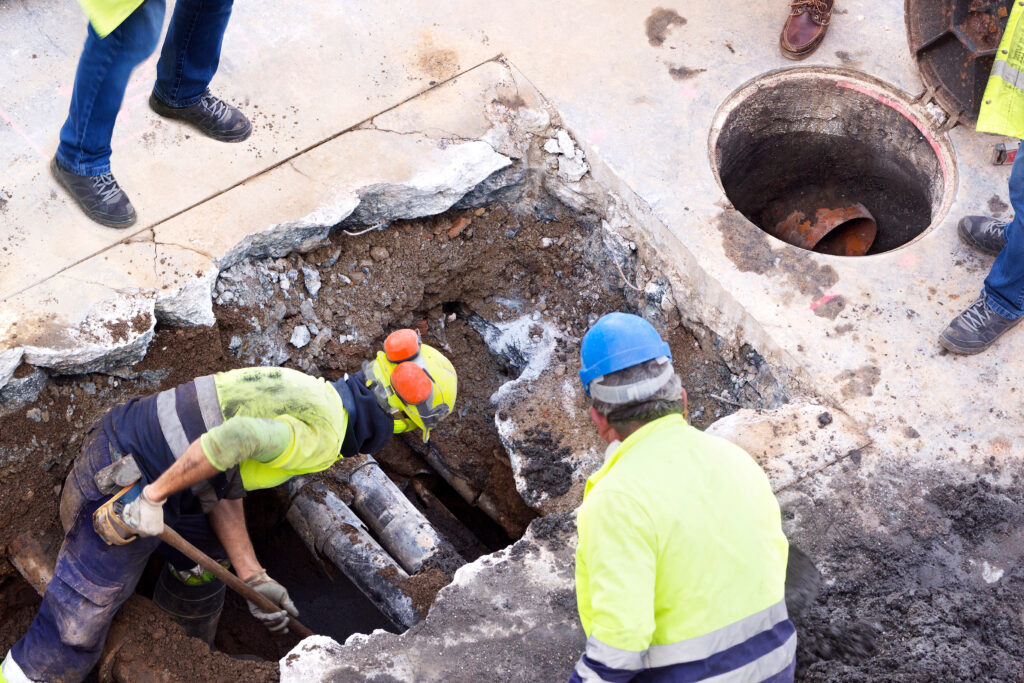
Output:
[0,0,502,300]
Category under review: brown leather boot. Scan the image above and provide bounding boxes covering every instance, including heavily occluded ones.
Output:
[780,0,834,60]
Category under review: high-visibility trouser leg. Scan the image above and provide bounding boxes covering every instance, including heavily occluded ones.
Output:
[2,650,35,683]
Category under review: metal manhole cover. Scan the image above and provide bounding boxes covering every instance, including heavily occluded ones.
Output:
[906,0,1014,126]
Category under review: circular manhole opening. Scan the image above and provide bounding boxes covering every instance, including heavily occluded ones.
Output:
[710,69,956,256]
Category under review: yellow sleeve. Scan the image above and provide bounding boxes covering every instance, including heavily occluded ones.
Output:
[199,416,293,471]
[577,491,658,652]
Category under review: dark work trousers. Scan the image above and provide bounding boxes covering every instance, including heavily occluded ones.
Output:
[9,424,226,682]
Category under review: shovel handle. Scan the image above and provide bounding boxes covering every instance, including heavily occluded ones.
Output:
[158,526,315,639]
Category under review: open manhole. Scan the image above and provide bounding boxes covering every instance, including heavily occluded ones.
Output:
[711,69,956,255]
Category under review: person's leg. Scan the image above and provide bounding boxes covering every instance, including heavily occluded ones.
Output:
[153,0,234,107]
[149,0,251,142]
[940,141,1024,354]
[8,429,159,681]
[56,0,166,175]
[984,141,1024,320]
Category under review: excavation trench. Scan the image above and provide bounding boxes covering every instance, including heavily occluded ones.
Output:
[0,197,768,679]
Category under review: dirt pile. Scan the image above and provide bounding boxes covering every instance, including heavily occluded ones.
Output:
[795,476,1024,681]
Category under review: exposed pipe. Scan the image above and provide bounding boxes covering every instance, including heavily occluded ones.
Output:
[285,478,420,630]
[411,475,488,560]
[340,454,463,576]
[422,444,523,538]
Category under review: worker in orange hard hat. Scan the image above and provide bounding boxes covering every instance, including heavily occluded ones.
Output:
[2,330,456,683]
[363,328,458,443]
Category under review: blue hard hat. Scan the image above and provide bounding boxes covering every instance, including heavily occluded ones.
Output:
[579,313,672,394]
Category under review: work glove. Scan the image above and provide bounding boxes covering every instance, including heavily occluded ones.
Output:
[245,569,299,634]
[120,488,165,537]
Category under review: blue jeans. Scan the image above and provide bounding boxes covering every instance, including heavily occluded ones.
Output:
[56,0,234,175]
[985,141,1024,320]
[10,425,226,682]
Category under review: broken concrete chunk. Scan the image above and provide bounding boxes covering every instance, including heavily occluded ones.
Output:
[705,402,869,492]
[155,266,218,327]
[556,129,575,157]
[218,193,361,271]
[344,139,511,227]
[0,347,24,389]
[299,299,319,324]
[290,325,311,348]
[22,295,156,376]
[543,138,561,154]
[302,265,322,298]
[557,150,589,183]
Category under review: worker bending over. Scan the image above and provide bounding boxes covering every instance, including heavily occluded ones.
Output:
[1,330,456,683]
[571,313,795,682]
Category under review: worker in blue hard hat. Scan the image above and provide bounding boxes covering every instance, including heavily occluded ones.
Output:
[570,312,796,682]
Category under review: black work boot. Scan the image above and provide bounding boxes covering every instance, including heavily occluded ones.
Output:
[150,91,252,142]
[50,157,137,228]
[939,296,1022,354]
[958,215,1007,256]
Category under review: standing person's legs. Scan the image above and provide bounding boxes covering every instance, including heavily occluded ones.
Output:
[940,141,1024,353]
[56,0,166,176]
[149,0,251,141]
[984,141,1024,320]
[7,427,159,682]
[52,0,165,228]
[153,0,234,107]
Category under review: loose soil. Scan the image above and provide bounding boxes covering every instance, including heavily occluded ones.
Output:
[793,473,1024,681]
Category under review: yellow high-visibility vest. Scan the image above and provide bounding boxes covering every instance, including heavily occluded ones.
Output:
[77,0,146,38]
[572,414,794,680]
[978,3,1024,139]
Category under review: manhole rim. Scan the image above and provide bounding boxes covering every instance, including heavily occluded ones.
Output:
[707,66,959,258]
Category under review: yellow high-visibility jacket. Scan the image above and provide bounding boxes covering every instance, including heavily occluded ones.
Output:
[77,0,146,38]
[571,414,795,682]
[978,3,1024,139]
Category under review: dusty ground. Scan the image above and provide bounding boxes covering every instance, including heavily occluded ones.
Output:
[789,464,1024,681]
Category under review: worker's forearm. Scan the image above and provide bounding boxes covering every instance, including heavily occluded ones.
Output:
[208,497,262,581]
[143,438,219,503]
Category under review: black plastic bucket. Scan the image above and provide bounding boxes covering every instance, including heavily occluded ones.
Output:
[152,562,226,644]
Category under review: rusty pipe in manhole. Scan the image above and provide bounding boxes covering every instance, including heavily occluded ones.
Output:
[763,201,877,257]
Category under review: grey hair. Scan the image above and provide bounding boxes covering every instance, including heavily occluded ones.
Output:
[591,358,684,434]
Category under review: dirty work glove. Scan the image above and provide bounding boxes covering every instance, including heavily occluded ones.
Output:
[120,489,165,537]
[245,569,299,633]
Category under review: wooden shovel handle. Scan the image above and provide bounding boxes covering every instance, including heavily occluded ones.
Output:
[158,526,315,639]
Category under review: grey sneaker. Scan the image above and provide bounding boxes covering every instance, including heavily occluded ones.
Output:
[50,157,136,228]
[150,91,252,142]
[939,296,1022,354]
[958,215,1007,256]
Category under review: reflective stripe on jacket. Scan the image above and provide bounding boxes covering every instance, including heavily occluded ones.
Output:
[977,3,1024,139]
[571,414,794,682]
